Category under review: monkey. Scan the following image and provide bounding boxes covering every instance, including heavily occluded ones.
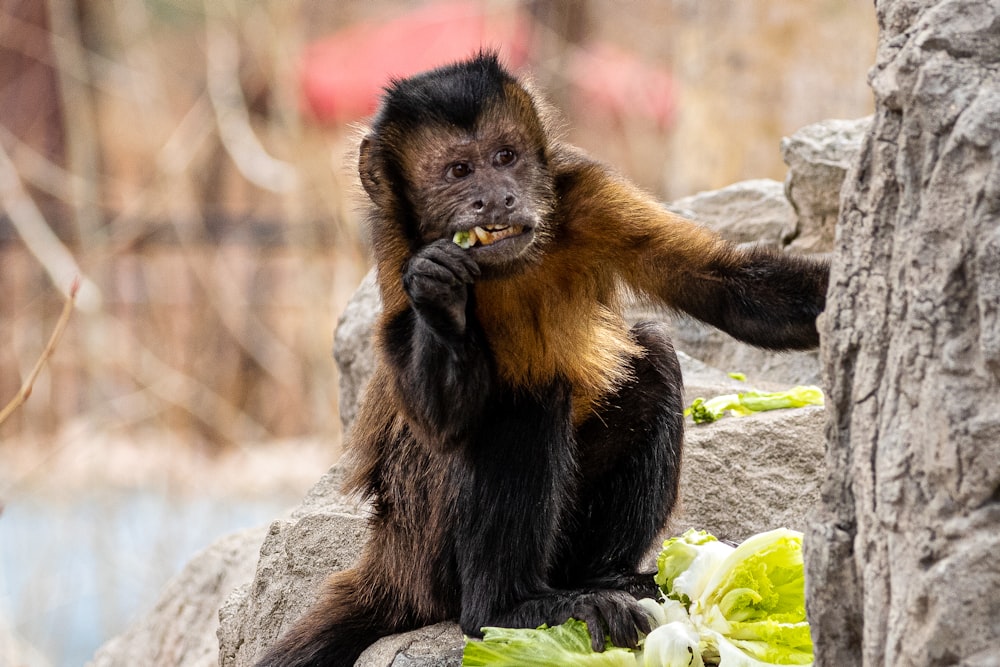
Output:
[255,52,828,667]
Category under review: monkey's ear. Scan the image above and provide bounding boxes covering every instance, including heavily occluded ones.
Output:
[358,135,384,200]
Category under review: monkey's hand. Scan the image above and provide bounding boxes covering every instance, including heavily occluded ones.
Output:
[402,239,481,337]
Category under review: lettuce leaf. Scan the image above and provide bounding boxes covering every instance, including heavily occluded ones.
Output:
[655,529,733,606]
[641,620,704,667]
[462,620,637,667]
[689,528,812,666]
[684,386,824,424]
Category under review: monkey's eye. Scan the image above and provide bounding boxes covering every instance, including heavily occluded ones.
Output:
[446,162,473,180]
[493,148,517,167]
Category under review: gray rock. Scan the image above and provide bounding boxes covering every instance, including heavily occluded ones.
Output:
[669,178,796,247]
[673,406,825,542]
[357,623,464,667]
[88,526,267,667]
[334,270,381,436]
[780,117,870,254]
[806,1,1000,664]
[218,467,369,667]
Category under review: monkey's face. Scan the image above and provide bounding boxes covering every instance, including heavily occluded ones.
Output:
[402,125,554,272]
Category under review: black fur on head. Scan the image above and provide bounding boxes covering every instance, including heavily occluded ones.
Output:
[378,51,516,134]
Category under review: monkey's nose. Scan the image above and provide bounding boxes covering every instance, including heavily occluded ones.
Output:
[472,195,516,212]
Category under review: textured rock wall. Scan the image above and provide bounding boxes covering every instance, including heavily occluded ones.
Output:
[805,1,1000,664]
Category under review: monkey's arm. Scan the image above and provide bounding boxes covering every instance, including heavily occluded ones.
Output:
[662,243,828,349]
[556,155,829,350]
[381,239,493,447]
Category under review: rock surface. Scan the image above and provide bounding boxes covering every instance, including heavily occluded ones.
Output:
[218,467,369,667]
[87,527,268,667]
[333,270,380,436]
[673,405,825,541]
[669,178,796,247]
[805,1,1000,665]
[780,117,870,254]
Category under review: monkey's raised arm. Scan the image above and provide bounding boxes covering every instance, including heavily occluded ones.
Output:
[554,153,829,350]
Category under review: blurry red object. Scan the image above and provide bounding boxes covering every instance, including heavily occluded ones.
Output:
[299,2,676,129]
[567,44,677,130]
[300,2,529,123]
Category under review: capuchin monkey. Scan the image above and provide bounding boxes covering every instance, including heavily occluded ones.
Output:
[256,52,828,667]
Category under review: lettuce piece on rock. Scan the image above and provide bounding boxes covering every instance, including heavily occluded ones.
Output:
[684,386,824,424]
[462,620,637,667]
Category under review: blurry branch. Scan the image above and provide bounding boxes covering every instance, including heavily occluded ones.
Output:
[205,18,297,193]
[0,9,143,95]
[111,0,306,390]
[100,93,217,254]
[0,124,90,202]
[0,278,79,427]
[0,142,101,310]
[157,97,303,388]
[101,317,272,442]
[157,94,218,176]
[45,0,103,243]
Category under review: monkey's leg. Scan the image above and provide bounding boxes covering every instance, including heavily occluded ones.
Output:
[555,320,684,599]
[454,380,651,652]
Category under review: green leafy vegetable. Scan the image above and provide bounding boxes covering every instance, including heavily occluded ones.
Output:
[453,229,473,249]
[655,529,730,605]
[684,386,824,424]
[462,620,637,666]
[727,372,747,382]
[642,617,704,667]
[674,528,813,666]
[462,529,813,667]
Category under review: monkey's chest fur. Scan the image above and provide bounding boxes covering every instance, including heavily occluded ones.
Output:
[473,257,642,422]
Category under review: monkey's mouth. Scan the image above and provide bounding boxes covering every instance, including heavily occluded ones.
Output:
[452,224,527,249]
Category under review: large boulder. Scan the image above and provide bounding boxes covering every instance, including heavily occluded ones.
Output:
[218,467,369,667]
[780,117,870,254]
[806,1,1000,664]
[668,178,796,247]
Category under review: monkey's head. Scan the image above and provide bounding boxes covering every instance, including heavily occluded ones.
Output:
[359,52,556,274]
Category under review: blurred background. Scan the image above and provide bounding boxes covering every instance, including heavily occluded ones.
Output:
[0,1,875,665]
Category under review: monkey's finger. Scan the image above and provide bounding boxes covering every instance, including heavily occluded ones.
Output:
[421,240,481,283]
[575,609,608,653]
[594,595,642,650]
[404,257,463,287]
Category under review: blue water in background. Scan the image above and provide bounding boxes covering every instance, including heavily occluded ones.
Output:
[0,488,294,667]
